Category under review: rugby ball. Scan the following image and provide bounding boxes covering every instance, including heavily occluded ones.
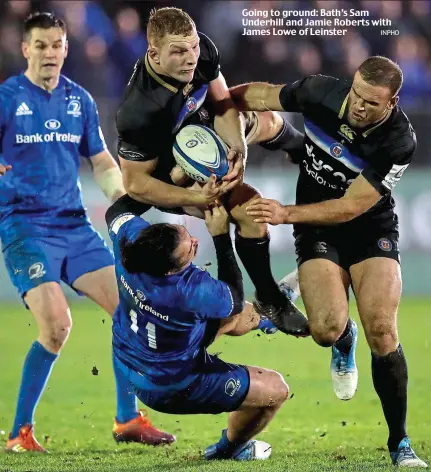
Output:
[173,125,229,183]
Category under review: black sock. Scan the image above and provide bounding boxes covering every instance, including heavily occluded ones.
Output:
[259,118,304,162]
[334,318,353,354]
[371,344,408,452]
[234,231,283,305]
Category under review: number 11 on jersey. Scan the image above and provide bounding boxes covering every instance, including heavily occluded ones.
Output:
[129,310,157,349]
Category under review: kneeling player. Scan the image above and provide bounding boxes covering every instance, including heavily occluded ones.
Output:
[105,188,290,461]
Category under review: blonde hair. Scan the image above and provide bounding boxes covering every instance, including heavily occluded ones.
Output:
[147,7,195,46]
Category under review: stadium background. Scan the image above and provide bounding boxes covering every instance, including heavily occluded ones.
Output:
[0,1,430,469]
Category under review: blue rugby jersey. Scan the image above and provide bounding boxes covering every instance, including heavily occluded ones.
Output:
[0,73,106,243]
[108,214,235,388]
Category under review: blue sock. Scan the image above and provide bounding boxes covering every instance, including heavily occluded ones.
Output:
[257,316,278,334]
[216,429,247,456]
[11,341,58,438]
[112,353,138,423]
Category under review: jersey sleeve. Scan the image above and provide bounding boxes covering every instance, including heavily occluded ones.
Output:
[361,133,416,195]
[79,92,107,158]
[186,269,235,320]
[279,75,338,113]
[197,32,220,82]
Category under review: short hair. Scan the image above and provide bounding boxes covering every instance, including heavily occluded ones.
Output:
[147,7,195,46]
[120,223,183,276]
[23,12,66,41]
[357,56,403,97]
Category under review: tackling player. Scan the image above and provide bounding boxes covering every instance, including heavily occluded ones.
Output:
[106,188,290,461]
[231,56,428,468]
[1,12,175,452]
[116,7,308,337]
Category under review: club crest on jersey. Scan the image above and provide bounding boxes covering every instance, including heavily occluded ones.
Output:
[378,238,392,251]
[28,262,46,280]
[330,143,343,158]
[186,96,197,112]
[338,123,356,142]
[67,99,81,117]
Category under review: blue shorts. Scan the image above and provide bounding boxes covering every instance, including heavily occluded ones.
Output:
[113,351,250,415]
[3,224,113,299]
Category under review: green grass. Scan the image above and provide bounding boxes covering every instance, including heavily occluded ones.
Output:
[0,298,430,471]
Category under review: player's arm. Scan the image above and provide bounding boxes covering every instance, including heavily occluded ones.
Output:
[90,150,126,202]
[120,156,233,208]
[105,193,153,228]
[0,93,12,176]
[246,136,415,225]
[230,75,335,113]
[208,72,247,181]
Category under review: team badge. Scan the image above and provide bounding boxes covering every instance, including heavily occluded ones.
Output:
[225,378,241,397]
[330,143,343,158]
[186,96,197,112]
[378,238,392,251]
[28,262,46,280]
[67,99,81,117]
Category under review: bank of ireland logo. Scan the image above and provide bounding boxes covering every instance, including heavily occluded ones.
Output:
[29,262,46,280]
[186,96,197,112]
[225,378,241,397]
[378,238,392,251]
[330,143,343,158]
[67,99,81,117]
[136,290,146,301]
[186,139,198,148]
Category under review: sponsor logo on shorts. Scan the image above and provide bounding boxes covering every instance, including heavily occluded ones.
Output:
[225,378,241,397]
[28,262,46,280]
[378,238,392,251]
[314,241,327,253]
[186,139,198,148]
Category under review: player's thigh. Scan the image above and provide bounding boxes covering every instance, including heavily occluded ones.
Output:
[2,236,65,300]
[350,257,401,355]
[25,282,72,348]
[72,265,119,316]
[298,242,351,345]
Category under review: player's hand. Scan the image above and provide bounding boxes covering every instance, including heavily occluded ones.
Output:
[0,163,12,176]
[246,198,287,225]
[194,174,237,206]
[222,149,245,185]
[170,165,190,187]
[204,203,230,236]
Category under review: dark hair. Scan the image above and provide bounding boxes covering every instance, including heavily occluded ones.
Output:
[357,56,403,97]
[23,12,66,41]
[147,7,195,46]
[120,223,183,276]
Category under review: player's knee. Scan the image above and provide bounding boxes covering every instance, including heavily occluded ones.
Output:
[310,317,344,347]
[39,314,73,352]
[268,371,290,406]
[366,323,398,356]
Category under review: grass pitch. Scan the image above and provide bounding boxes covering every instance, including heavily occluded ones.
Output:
[0,298,430,471]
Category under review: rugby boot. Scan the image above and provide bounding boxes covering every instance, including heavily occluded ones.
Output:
[390,437,428,468]
[331,320,359,401]
[113,409,176,446]
[6,424,47,453]
[253,290,309,337]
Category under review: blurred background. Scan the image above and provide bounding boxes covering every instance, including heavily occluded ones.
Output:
[0,0,430,298]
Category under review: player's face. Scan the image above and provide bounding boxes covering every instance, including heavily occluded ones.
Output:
[347,72,398,129]
[22,27,68,81]
[152,31,200,84]
[173,225,199,270]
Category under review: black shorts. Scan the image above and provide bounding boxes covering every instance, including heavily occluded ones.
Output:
[294,225,400,272]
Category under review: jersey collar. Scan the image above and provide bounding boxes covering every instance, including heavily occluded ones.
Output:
[338,90,394,138]
[19,73,65,98]
[144,54,180,93]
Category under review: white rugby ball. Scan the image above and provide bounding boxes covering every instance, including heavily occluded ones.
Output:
[173,125,229,183]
